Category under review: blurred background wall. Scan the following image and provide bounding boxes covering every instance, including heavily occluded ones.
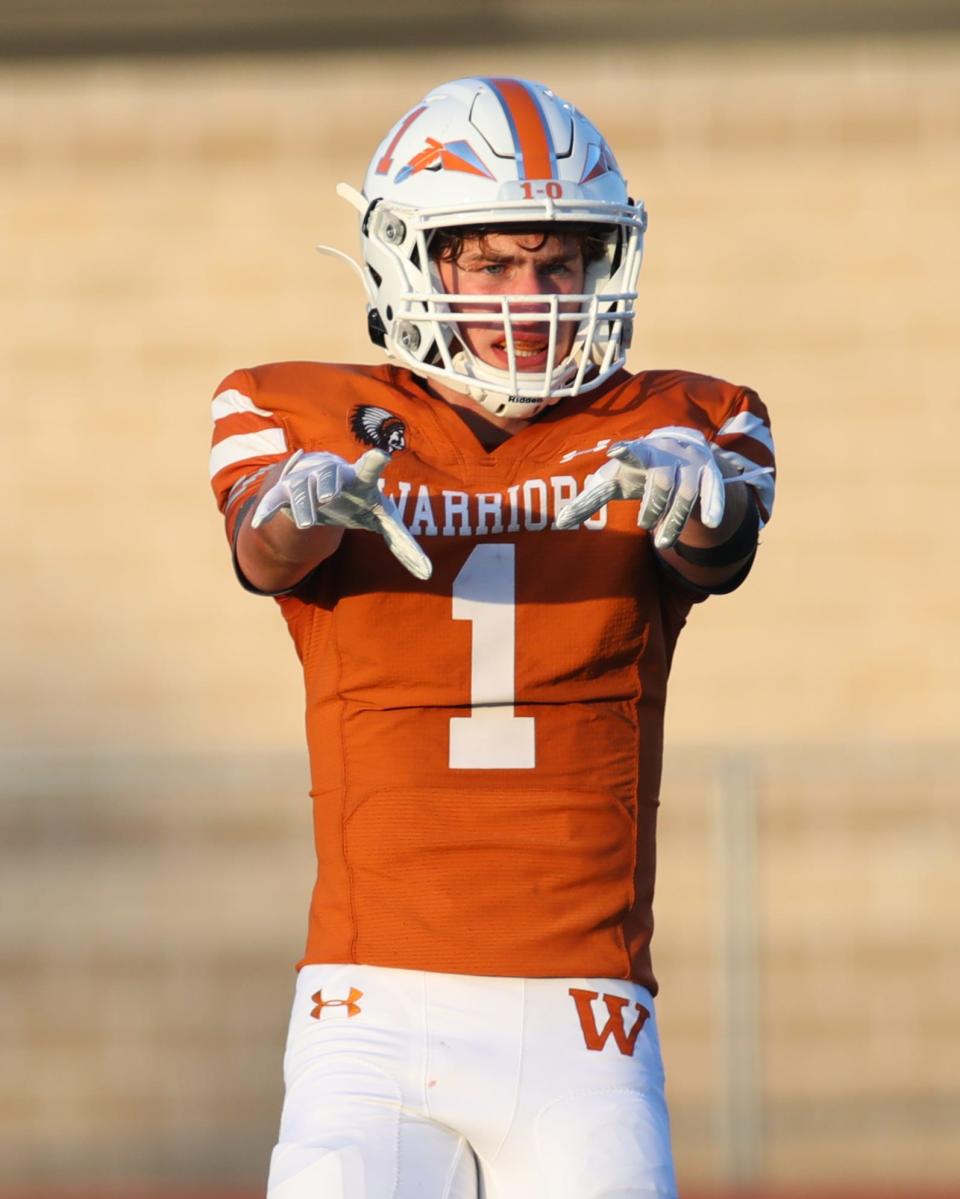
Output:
[2,1,959,1195]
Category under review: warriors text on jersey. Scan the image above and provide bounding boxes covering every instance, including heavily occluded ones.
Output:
[210,363,775,993]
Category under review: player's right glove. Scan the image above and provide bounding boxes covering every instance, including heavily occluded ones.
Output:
[251,448,432,581]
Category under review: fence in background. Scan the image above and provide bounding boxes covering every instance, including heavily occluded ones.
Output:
[1,744,956,1193]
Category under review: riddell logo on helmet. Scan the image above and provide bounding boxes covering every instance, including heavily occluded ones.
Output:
[310,988,364,1019]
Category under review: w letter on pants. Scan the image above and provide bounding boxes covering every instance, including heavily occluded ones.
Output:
[569,988,650,1056]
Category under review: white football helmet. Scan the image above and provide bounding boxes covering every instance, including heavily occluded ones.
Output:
[324,76,647,419]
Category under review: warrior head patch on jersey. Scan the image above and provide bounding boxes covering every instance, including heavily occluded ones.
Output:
[350,405,407,453]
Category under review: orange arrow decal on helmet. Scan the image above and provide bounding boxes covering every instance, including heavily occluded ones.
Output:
[395,138,494,183]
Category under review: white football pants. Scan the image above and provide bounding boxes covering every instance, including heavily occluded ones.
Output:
[267,964,677,1198]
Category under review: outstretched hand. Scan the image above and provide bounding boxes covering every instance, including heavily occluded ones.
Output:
[252,448,432,580]
[555,426,726,549]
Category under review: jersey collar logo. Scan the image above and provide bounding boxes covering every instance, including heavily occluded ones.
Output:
[350,405,407,453]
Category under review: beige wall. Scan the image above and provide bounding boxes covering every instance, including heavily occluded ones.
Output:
[3,39,959,754]
[2,35,959,1193]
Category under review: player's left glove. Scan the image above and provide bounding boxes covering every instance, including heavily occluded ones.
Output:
[251,447,432,580]
[555,426,726,549]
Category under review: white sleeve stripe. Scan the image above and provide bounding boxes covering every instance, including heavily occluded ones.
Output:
[713,447,771,477]
[715,410,775,454]
[211,388,276,422]
[209,428,287,478]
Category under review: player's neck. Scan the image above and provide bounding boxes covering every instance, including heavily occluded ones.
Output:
[425,379,533,450]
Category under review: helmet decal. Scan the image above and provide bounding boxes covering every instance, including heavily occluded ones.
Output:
[479,76,557,180]
[579,141,619,185]
[395,137,495,183]
[375,105,428,177]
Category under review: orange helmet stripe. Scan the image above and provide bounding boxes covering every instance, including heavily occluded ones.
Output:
[484,77,556,181]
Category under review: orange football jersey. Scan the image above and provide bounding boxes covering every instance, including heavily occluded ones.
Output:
[210,363,775,992]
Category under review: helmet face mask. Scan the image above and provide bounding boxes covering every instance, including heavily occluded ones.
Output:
[341,77,647,420]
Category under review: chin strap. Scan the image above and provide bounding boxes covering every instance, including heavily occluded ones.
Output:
[446,348,585,419]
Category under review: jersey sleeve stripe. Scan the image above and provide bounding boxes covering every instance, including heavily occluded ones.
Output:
[714,433,775,472]
[211,411,280,446]
[209,428,287,478]
[211,388,275,421]
[715,409,774,454]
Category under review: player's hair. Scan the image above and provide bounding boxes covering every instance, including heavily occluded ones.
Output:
[430,223,611,267]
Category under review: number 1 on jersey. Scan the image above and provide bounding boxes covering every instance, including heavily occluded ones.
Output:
[449,544,536,769]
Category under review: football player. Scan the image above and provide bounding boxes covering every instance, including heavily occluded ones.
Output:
[210,76,775,1199]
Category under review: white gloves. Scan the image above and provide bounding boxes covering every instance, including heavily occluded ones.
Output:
[555,426,726,549]
[252,448,432,580]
